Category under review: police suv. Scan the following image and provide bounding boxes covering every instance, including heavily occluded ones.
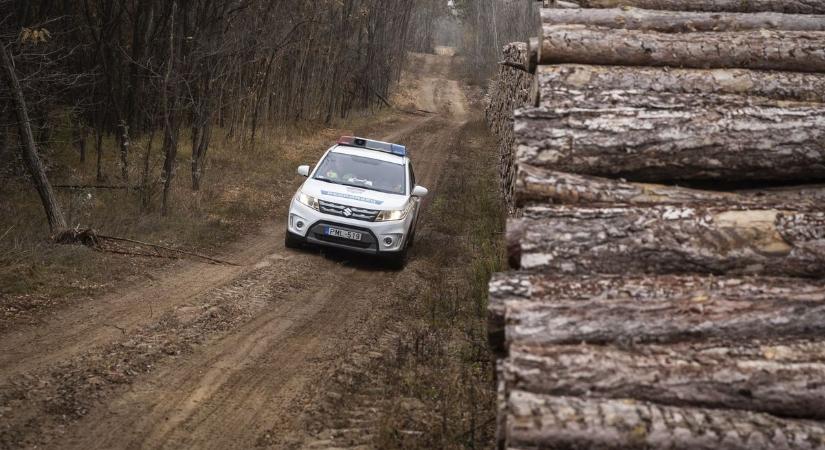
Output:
[285,136,428,268]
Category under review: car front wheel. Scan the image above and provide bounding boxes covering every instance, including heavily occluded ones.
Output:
[284,231,303,249]
[384,247,408,270]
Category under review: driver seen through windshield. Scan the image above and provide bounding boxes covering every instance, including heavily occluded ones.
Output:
[314,152,407,195]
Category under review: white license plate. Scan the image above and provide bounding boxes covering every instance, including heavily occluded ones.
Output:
[326,227,362,241]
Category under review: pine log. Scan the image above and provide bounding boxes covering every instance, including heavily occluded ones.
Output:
[534,64,825,105]
[515,164,825,207]
[505,284,825,347]
[504,341,825,420]
[538,25,825,72]
[514,104,825,183]
[488,272,825,352]
[506,392,825,450]
[542,7,825,32]
[559,0,825,14]
[508,206,825,275]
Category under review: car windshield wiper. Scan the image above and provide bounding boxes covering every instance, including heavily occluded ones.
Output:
[342,183,403,195]
[315,176,342,185]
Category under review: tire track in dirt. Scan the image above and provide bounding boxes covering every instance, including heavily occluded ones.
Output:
[0,52,469,449]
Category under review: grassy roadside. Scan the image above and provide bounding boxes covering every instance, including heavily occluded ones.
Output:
[0,111,401,329]
[374,118,504,448]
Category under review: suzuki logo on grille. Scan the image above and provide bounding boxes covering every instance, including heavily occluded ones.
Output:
[342,207,353,217]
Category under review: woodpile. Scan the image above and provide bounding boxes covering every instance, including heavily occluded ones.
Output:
[488,1,825,448]
[485,42,535,211]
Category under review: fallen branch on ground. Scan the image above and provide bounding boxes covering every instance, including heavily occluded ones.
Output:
[52,184,138,190]
[53,228,239,266]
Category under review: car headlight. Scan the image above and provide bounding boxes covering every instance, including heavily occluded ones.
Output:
[375,209,407,221]
[375,201,413,222]
[297,192,319,211]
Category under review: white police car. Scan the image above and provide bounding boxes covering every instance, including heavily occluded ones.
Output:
[285,136,428,268]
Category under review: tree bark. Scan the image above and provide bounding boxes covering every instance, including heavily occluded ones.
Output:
[118,120,129,181]
[508,206,825,276]
[506,392,825,450]
[542,7,825,32]
[503,341,825,421]
[505,280,825,346]
[538,25,825,72]
[514,104,825,183]
[514,164,825,208]
[533,65,825,105]
[160,1,179,216]
[558,0,825,14]
[0,41,67,234]
[485,41,534,210]
[488,272,825,353]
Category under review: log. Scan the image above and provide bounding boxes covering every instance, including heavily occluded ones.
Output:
[514,164,825,207]
[542,7,825,32]
[538,25,825,72]
[506,392,825,450]
[533,64,825,105]
[488,272,825,352]
[508,206,825,275]
[505,284,825,347]
[503,341,825,420]
[559,0,825,14]
[514,104,825,183]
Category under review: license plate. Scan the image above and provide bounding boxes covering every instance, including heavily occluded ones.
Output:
[326,227,362,241]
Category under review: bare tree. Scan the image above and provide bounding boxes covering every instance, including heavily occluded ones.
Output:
[1,39,66,233]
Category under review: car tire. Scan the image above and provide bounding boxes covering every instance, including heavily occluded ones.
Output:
[384,247,408,270]
[284,231,303,249]
[407,228,416,248]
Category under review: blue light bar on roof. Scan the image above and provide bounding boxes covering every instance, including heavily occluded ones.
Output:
[337,135,407,157]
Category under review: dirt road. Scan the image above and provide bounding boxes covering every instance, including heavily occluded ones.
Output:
[0,53,483,449]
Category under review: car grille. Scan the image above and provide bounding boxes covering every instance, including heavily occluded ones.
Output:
[318,200,379,222]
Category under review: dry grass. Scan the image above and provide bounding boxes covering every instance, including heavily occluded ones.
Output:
[372,119,505,448]
[0,110,399,327]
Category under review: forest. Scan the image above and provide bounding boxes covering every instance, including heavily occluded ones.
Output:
[0,3,539,448]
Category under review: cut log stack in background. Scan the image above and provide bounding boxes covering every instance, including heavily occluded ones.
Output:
[486,0,825,448]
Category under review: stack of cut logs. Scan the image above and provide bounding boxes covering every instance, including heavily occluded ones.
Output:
[485,42,535,211]
[488,0,825,448]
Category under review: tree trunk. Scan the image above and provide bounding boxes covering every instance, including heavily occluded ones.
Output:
[542,7,825,32]
[0,41,67,234]
[558,0,825,14]
[533,64,825,105]
[140,129,156,212]
[191,111,211,191]
[508,206,825,276]
[538,25,825,72]
[514,164,825,208]
[118,120,129,181]
[514,104,825,183]
[503,341,825,421]
[95,127,104,182]
[488,272,825,353]
[506,392,825,450]
[74,121,87,163]
[160,1,179,216]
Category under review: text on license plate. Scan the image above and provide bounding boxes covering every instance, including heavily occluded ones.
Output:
[326,227,362,241]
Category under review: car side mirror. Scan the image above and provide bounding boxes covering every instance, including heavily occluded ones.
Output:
[412,185,429,197]
[297,165,310,177]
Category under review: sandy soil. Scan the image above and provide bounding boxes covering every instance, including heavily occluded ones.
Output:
[0,52,477,449]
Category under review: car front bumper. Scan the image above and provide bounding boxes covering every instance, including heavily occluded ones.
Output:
[287,199,411,254]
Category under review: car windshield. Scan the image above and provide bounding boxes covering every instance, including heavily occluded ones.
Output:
[314,151,406,195]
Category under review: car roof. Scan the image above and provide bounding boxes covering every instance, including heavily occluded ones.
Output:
[330,145,407,165]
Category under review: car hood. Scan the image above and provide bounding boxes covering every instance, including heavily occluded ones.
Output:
[301,178,408,210]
